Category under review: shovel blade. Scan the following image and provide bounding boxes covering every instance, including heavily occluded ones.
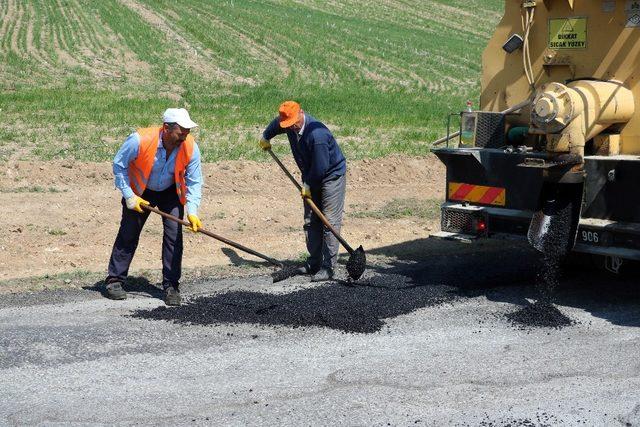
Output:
[346,246,366,281]
[271,266,299,283]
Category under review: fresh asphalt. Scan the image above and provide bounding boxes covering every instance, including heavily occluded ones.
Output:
[2,240,640,426]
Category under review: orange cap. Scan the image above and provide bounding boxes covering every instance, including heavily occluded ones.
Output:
[279,101,301,128]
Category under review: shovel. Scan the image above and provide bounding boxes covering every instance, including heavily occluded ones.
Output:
[265,148,366,280]
[142,205,296,283]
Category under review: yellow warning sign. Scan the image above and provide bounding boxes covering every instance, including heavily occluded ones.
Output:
[548,17,587,49]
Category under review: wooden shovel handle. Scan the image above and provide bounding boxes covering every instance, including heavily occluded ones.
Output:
[142,205,282,267]
[266,149,354,254]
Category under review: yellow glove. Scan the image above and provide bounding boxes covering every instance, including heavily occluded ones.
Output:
[300,183,311,199]
[259,137,272,151]
[187,214,202,233]
[125,195,150,213]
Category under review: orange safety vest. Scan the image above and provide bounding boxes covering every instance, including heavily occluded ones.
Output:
[128,126,195,205]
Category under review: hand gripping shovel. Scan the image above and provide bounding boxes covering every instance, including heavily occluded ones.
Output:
[142,205,295,283]
[265,149,366,280]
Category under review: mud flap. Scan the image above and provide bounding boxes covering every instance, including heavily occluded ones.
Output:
[527,183,583,256]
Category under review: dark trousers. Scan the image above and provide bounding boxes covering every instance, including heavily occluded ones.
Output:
[304,174,346,271]
[106,187,183,288]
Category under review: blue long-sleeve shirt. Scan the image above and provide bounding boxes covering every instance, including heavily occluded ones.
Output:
[262,114,346,187]
[113,131,203,215]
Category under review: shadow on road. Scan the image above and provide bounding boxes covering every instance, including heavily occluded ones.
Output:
[364,237,640,328]
[505,266,640,328]
[129,237,640,332]
[130,238,539,333]
[221,247,266,268]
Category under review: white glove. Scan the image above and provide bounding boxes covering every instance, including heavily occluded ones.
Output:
[126,195,149,213]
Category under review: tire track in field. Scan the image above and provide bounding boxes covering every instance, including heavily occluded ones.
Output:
[54,0,76,52]
[286,0,495,64]
[116,0,235,83]
[52,0,98,73]
[394,0,500,38]
[72,0,153,83]
[61,0,137,80]
[52,0,100,74]
[288,0,499,38]
[274,0,487,92]
[2,0,159,85]
[25,2,54,71]
[351,48,427,89]
[49,2,85,75]
[9,0,23,57]
[0,0,16,55]
[0,0,15,85]
[4,0,150,83]
[182,1,291,84]
[321,26,471,93]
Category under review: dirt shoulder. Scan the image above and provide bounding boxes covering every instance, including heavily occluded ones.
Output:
[0,154,446,292]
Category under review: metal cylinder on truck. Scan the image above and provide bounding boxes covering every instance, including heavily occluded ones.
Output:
[481,0,640,155]
[530,80,635,159]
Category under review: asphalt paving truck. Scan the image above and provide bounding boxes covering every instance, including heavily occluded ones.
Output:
[432,0,640,273]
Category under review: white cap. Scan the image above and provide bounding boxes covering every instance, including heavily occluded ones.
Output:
[162,108,198,129]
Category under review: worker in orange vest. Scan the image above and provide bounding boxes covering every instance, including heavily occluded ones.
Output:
[105,108,203,306]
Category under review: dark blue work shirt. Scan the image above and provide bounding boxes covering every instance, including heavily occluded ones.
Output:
[263,114,346,187]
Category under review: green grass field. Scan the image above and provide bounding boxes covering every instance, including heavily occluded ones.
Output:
[0,0,502,162]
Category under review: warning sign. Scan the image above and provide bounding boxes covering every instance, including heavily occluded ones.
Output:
[548,17,587,49]
[626,0,640,27]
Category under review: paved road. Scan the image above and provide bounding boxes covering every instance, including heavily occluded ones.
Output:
[2,241,640,426]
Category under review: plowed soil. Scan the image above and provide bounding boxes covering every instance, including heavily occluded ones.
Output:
[0,155,444,285]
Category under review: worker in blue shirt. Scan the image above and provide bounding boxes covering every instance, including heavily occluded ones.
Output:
[105,108,203,305]
[260,101,347,281]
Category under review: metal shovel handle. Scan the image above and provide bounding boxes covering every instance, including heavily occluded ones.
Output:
[266,148,355,254]
[142,205,283,267]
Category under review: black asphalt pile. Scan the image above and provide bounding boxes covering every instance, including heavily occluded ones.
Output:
[130,273,453,334]
[505,301,574,329]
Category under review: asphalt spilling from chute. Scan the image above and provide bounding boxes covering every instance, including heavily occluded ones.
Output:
[506,195,576,329]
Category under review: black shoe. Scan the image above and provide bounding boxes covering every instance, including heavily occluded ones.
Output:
[311,268,334,282]
[105,282,127,300]
[164,286,182,306]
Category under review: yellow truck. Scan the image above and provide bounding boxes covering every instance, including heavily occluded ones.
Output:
[432,0,640,273]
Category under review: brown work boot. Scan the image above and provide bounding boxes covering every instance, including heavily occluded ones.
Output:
[105,282,127,300]
[164,286,182,306]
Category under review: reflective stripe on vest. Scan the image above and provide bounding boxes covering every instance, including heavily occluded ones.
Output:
[129,126,195,205]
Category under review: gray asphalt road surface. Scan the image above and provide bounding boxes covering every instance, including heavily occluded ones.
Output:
[2,241,640,426]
